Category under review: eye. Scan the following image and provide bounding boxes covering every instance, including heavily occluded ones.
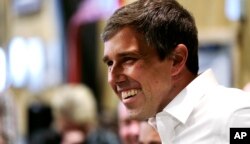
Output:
[105,60,113,71]
[106,60,113,67]
[122,57,137,65]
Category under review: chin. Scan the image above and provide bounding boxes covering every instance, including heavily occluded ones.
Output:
[128,110,150,121]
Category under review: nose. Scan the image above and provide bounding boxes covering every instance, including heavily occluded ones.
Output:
[108,64,126,86]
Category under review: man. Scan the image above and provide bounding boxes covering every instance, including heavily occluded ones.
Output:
[118,102,140,144]
[101,0,250,143]
[139,121,161,144]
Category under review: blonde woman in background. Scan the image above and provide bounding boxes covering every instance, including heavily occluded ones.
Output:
[51,84,98,137]
[30,83,120,144]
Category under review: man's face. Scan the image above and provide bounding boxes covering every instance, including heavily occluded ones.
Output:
[103,27,174,120]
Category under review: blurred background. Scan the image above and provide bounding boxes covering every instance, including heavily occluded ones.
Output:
[0,0,250,143]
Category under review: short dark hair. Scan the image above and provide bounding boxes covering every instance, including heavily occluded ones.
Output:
[101,0,199,74]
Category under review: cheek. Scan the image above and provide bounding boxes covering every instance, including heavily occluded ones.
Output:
[141,69,172,101]
[127,62,171,92]
[126,63,147,79]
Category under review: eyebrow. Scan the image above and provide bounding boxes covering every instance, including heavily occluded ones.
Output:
[102,56,109,63]
[102,51,140,63]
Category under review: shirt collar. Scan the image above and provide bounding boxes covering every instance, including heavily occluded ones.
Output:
[150,69,218,126]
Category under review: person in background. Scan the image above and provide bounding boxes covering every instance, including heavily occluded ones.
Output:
[117,102,139,144]
[138,121,161,144]
[51,84,97,139]
[101,0,250,143]
[30,84,120,144]
[61,129,85,144]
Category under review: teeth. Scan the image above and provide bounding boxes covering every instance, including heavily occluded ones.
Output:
[121,89,141,99]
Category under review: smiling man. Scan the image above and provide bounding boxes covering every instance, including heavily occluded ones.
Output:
[101,0,250,143]
[103,26,184,121]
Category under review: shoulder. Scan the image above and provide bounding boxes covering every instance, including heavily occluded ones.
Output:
[228,108,250,127]
[207,85,250,105]
[197,85,250,120]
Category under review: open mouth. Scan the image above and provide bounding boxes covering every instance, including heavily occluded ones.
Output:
[121,89,141,99]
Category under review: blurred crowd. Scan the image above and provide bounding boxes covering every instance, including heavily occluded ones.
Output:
[0,83,162,144]
[0,82,249,144]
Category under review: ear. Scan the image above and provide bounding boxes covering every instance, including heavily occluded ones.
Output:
[170,44,188,76]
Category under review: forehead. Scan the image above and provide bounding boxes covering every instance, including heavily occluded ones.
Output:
[103,27,149,60]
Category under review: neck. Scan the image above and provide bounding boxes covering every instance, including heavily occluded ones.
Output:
[173,68,197,95]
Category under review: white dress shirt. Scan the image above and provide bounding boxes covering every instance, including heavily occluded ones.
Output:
[149,69,250,144]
